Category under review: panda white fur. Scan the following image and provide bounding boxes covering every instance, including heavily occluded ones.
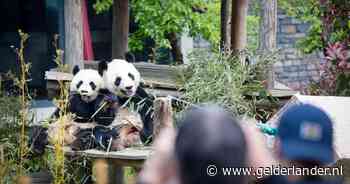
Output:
[99,59,141,98]
[98,59,154,142]
[70,66,104,103]
[67,66,107,123]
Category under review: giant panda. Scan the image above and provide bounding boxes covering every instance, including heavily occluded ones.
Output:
[98,59,154,143]
[31,64,144,153]
[31,66,107,154]
[68,66,106,122]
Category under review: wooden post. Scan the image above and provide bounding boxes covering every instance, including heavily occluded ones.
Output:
[93,159,110,184]
[17,176,31,184]
[230,0,249,51]
[112,0,129,59]
[153,98,173,140]
[259,0,277,89]
[220,0,231,49]
[64,0,84,71]
[95,162,124,184]
[111,165,124,184]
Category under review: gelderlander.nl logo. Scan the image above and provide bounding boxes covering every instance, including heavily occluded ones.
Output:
[207,164,343,179]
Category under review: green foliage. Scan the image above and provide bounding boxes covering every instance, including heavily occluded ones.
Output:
[0,31,50,183]
[129,0,219,51]
[94,0,260,53]
[278,0,350,54]
[247,15,260,51]
[279,0,350,96]
[177,49,277,117]
[278,0,323,53]
[93,0,113,13]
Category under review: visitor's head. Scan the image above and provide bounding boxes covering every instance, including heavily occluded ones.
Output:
[175,105,247,184]
[277,104,334,166]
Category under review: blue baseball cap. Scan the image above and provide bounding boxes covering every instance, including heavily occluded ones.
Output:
[277,104,334,164]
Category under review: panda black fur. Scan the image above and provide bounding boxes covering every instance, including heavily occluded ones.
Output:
[69,65,122,126]
[98,59,154,142]
[67,66,107,122]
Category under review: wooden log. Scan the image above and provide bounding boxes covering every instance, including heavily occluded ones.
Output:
[64,0,84,71]
[153,98,173,140]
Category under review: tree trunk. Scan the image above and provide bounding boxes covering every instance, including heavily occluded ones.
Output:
[168,32,183,64]
[230,0,249,52]
[259,0,277,89]
[64,0,83,71]
[112,0,129,59]
[220,0,231,49]
[259,0,277,50]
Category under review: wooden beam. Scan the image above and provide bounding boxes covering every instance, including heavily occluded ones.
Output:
[230,0,249,51]
[64,0,84,71]
[112,0,129,59]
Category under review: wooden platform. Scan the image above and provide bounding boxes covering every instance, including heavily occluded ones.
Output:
[63,146,152,161]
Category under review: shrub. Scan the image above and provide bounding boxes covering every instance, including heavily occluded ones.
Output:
[177,49,277,118]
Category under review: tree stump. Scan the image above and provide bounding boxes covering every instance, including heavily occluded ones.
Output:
[152,97,174,141]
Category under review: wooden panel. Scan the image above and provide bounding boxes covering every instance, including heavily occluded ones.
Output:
[45,71,73,81]
[30,171,52,184]
[85,62,180,89]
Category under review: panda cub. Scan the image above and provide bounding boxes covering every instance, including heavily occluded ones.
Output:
[69,66,117,125]
[98,59,154,142]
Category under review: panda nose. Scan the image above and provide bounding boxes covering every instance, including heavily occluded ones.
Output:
[125,86,133,90]
[81,90,88,94]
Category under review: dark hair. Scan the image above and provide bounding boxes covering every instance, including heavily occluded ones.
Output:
[175,105,247,184]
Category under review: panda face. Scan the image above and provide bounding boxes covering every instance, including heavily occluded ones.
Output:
[70,68,104,103]
[100,59,141,97]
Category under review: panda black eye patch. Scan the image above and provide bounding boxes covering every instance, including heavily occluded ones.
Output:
[76,81,83,89]
[115,77,122,86]
[128,73,135,81]
[89,82,97,90]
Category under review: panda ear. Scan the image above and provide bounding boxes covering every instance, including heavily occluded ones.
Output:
[98,61,108,76]
[125,52,135,63]
[72,65,80,76]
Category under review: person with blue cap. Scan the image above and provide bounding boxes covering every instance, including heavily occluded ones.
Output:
[257,103,343,184]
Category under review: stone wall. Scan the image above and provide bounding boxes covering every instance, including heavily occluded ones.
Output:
[274,10,323,89]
